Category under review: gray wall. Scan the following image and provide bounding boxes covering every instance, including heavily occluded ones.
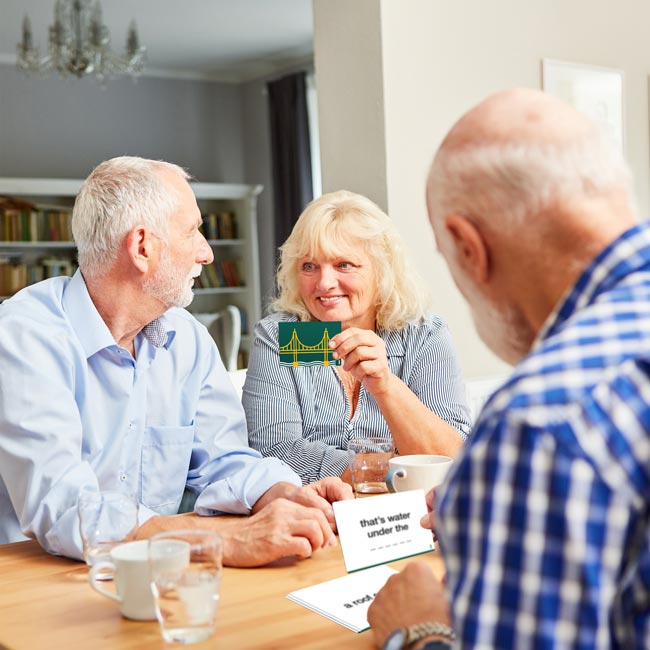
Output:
[0,64,244,182]
[0,64,312,319]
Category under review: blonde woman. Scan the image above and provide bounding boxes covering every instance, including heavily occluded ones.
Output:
[243,190,470,484]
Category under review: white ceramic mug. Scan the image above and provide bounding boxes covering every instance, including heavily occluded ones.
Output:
[385,454,454,493]
[88,539,189,621]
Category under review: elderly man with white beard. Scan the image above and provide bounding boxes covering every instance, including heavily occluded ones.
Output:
[0,156,351,567]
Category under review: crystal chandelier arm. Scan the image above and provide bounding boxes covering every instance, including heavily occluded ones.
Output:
[20,16,34,53]
[125,21,147,69]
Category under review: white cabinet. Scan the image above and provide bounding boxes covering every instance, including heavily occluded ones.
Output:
[0,178,262,366]
[189,182,263,366]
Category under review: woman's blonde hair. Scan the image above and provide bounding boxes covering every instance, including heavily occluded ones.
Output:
[271,190,430,330]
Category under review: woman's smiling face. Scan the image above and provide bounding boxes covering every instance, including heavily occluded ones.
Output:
[297,243,378,330]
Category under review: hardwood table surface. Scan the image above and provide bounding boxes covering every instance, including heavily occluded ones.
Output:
[0,536,444,650]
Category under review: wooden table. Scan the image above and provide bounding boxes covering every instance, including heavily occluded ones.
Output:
[0,538,444,650]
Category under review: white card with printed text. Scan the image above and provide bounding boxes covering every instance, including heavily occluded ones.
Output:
[286,564,398,632]
[333,490,434,573]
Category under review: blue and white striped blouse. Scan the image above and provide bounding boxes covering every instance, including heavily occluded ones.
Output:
[243,312,471,484]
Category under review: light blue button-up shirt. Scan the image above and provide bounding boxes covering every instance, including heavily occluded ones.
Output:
[0,270,300,559]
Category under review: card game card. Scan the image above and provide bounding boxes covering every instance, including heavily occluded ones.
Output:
[278,321,342,367]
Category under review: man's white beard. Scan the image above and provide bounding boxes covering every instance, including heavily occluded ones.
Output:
[144,246,201,309]
[471,289,534,365]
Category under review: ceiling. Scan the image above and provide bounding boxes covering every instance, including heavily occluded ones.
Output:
[0,0,315,82]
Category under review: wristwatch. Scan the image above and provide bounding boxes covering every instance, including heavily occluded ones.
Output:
[383,622,455,650]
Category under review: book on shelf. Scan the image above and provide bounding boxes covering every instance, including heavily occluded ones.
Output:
[237,306,249,335]
[198,259,244,289]
[220,260,236,287]
[201,213,218,240]
[0,204,73,242]
[217,211,237,239]
[237,349,249,369]
[0,257,27,295]
[0,256,77,296]
[201,211,238,240]
[41,257,76,278]
[235,259,245,286]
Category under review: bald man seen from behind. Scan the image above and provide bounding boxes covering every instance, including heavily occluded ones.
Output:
[368,88,650,650]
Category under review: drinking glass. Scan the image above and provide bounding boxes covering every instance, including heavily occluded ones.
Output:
[149,529,223,645]
[348,436,395,497]
[77,490,139,578]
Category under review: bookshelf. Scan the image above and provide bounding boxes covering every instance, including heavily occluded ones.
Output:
[0,178,263,366]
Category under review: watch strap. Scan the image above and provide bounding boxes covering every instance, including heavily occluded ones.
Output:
[405,621,455,648]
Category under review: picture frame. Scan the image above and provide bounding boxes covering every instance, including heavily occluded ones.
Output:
[541,58,625,152]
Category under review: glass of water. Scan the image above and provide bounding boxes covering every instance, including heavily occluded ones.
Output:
[77,490,139,577]
[348,436,395,497]
[149,529,223,645]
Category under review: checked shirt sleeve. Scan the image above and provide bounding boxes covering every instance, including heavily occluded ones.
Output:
[436,360,650,649]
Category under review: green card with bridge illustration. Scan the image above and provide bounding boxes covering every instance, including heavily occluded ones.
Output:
[278,321,342,367]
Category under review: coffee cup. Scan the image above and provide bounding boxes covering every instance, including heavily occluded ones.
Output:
[88,539,189,620]
[386,454,453,493]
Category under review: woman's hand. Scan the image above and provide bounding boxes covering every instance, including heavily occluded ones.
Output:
[330,327,393,395]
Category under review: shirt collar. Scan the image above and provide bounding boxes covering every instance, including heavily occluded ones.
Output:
[535,221,650,348]
[62,270,117,359]
[62,270,176,358]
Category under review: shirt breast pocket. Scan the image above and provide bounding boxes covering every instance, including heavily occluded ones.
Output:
[141,424,195,514]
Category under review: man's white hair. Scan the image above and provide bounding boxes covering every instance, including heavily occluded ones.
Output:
[72,156,190,279]
[428,125,636,229]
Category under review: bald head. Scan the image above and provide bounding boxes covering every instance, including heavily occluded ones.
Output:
[427,87,635,232]
[441,88,594,153]
[425,88,638,364]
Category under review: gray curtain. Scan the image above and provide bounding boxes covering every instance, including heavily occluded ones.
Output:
[267,71,313,251]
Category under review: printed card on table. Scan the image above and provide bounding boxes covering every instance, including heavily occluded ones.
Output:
[333,490,434,573]
[278,321,341,367]
[286,564,397,633]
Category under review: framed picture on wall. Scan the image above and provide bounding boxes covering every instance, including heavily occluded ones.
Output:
[542,58,625,152]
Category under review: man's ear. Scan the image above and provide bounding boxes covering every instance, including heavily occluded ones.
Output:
[125,226,155,273]
[444,215,490,284]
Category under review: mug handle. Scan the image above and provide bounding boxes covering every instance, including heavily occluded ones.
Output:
[88,561,121,603]
[385,467,406,493]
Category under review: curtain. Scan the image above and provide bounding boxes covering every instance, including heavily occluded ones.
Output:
[267,71,313,251]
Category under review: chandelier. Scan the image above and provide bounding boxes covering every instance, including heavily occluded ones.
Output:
[17,0,147,81]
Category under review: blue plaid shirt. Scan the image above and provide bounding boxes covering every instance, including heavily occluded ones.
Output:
[437,222,650,649]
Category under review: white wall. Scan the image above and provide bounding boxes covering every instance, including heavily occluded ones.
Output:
[313,0,388,209]
[379,0,510,379]
[314,0,650,380]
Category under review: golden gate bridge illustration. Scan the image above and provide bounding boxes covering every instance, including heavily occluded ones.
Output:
[279,326,339,367]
